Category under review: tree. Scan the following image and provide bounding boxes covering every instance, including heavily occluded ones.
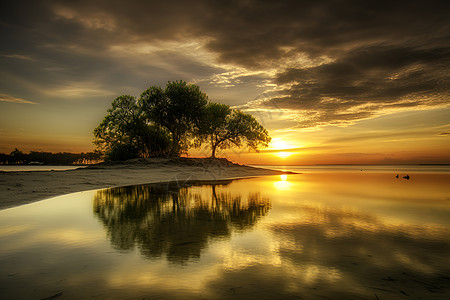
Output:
[1,150,102,165]
[9,148,27,164]
[94,95,170,160]
[196,102,231,158]
[93,80,271,160]
[140,81,208,156]
[198,104,271,158]
[0,152,8,164]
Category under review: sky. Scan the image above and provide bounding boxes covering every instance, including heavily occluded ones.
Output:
[1,0,449,164]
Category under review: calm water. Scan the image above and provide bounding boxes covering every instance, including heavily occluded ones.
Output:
[0,165,84,172]
[1,170,450,299]
[251,164,450,174]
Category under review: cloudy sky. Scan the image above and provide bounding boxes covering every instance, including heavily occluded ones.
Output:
[1,0,449,164]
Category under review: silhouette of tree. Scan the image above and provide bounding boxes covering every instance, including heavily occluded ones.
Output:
[94,80,270,160]
[0,149,102,165]
[197,103,271,157]
[9,148,27,164]
[93,181,271,264]
[140,81,208,156]
[93,95,171,160]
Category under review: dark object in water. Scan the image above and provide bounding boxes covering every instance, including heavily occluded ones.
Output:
[395,174,399,178]
[403,175,410,180]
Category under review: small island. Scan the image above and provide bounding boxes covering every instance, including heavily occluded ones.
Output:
[0,81,283,209]
[0,157,290,210]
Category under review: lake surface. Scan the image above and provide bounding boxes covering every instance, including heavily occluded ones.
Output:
[1,169,450,299]
[0,165,84,172]
[251,164,450,174]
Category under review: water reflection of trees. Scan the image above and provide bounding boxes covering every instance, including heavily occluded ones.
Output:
[93,181,270,264]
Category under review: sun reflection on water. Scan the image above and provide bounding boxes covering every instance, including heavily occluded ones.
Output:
[1,173,450,299]
[273,174,292,190]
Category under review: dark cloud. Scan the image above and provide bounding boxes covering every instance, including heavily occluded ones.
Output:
[1,0,449,128]
[196,0,450,127]
[200,0,450,66]
[4,1,448,67]
[0,0,221,104]
[262,44,450,127]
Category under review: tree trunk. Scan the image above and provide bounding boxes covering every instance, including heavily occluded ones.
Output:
[169,131,179,157]
[210,135,216,158]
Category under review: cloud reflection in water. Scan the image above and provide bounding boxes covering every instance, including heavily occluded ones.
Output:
[1,173,450,299]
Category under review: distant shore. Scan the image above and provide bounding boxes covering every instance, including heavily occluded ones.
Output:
[0,158,289,210]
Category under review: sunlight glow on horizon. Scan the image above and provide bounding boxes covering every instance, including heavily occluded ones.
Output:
[1,1,449,166]
[269,138,298,159]
[277,151,292,159]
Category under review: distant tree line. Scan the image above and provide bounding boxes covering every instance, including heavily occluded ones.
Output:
[94,80,271,161]
[0,148,102,165]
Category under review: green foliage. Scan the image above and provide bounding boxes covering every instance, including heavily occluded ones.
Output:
[200,103,232,133]
[140,80,208,156]
[197,104,271,157]
[94,80,271,160]
[93,95,143,152]
[228,110,271,151]
[196,103,231,157]
[93,95,171,160]
[139,124,172,157]
[105,144,139,161]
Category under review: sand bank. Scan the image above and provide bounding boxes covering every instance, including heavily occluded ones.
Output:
[0,158,288,210]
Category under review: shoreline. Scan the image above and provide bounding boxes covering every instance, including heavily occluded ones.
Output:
[0,158,291,210]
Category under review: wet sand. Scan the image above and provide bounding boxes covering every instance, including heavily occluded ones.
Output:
[0,158,287,210]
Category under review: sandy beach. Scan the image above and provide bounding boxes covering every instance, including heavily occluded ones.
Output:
[0,158,287,210]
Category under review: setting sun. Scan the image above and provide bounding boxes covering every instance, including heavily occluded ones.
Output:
[277,151,292,159]
[1,2,450,299]
[270,138,297,159]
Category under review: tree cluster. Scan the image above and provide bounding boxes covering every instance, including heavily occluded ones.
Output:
[0,148,102,165]
[94,81,270,160]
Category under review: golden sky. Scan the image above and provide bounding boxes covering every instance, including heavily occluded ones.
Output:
[1,0,449,164]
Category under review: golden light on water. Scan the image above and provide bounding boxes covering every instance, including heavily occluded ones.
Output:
[274,174,292,190]
[1,173,450,299]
